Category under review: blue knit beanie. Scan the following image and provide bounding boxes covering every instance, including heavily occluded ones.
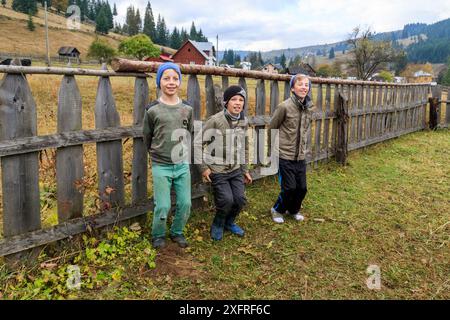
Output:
[156,62,182,88]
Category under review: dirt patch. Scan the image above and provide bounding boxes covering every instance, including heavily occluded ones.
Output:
[147,242,206,280]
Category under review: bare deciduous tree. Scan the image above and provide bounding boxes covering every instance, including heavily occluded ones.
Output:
[347,27,399,80]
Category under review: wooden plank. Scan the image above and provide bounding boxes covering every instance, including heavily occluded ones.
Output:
[109,59,432,87]
[270,80,279,115]
[95,64,125,208]
[56,75,84,222]
[350,85,357,144]
[222,76,229,91]
[187,74,203,185]
[335,89,349,164]
[0,62,41,240]
[255,79,266,165]
[364,85,371,142]
[0,127,141,156]
[205,75,217,118]
[284,80,291,100]
[446,90,450,127]
[382,85,389,135]
[323,84,332,157]
[370,85,377,139]
[314,84,323,165]
[0,65,153,78]
[331,84,339,154]
[187,75,201,120]
[357,85,364,142]
[238,77,248,116]
[132,77,149,206]
[376,85,384,137]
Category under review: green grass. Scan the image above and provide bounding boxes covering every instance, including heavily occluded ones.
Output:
[0,129,449,300]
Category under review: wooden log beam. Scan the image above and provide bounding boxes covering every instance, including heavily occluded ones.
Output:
[110,59,431,87]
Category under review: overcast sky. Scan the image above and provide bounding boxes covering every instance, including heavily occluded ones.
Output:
[115,0,450,51]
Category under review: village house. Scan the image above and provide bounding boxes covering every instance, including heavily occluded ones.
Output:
[261,63,280,74]
[240,61,252,70]
[407,70,433,83]
[171,40,216,66]
[58,47,81,64]
[144,53,174,63]
[286,63,317,77]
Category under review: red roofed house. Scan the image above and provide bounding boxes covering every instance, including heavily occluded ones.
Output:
[171,40,216,66]
[144,53,174,63]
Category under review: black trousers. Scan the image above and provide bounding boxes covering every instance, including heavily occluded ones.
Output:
[211,168,247,225]
[273,158,307,215]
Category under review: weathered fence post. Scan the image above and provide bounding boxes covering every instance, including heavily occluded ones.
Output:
[95,64,125,208]
[255,79,266,165]
[284,80,291,100]
[445,88,450,128]
[187,74,203,207]
[323,84,332,159]
[335,88,349,165]
[429,86,441,130]
[132,76,149,206]
[238,77,248,116]
[0,59,41,263]
[56,74,84,222]
[222,76,229,91]
[205,75,219,118]
[314,84,323,166]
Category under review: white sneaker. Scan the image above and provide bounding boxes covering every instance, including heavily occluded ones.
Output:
[288,211,305,221]
[271,208,285,224]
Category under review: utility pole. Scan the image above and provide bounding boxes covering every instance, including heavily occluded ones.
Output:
[216,34,219,66]
[44,1,50,66]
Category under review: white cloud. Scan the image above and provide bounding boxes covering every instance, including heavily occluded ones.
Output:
[114,0,450,51]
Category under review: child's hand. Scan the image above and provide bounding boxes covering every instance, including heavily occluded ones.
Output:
[244,172,253,185]
[202,169,212,183]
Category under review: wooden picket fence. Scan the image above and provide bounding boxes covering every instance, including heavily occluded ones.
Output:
[0,59,440,263]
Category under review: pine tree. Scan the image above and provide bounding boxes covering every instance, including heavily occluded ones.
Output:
[12,0,38,15]
[197,28,207,42]
[135,8,142,33]
[113,2,117,16]
[27,12,35,31]
[156,15,169,45]
[79,0,88,21]
[105,1,114,30]
[180,28,189,44]
[143,1,156,41]
[329,47,335,59]
[170,27,182,49]
[125,5,139,35]
[189,21,197,40]
[95,5,109,34]
[280,53,287,69]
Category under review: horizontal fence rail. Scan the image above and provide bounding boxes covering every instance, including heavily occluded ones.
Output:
[0,59,439,261]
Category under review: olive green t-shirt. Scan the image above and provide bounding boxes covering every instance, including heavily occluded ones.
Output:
[143,99,193,164]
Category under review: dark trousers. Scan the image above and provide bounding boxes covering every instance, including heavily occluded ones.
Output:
[273,158,307,215]
[211,169,247,225]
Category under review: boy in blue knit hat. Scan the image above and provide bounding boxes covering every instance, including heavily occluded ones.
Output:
[143,62,193,249]
[269,74,316,224]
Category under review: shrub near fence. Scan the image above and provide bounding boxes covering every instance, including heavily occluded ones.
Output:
[0,59,438,264]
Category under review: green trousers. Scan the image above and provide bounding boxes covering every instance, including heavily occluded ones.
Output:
[151,163,192,238]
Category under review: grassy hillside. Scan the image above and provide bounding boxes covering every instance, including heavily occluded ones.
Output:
[0,2,175,60]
